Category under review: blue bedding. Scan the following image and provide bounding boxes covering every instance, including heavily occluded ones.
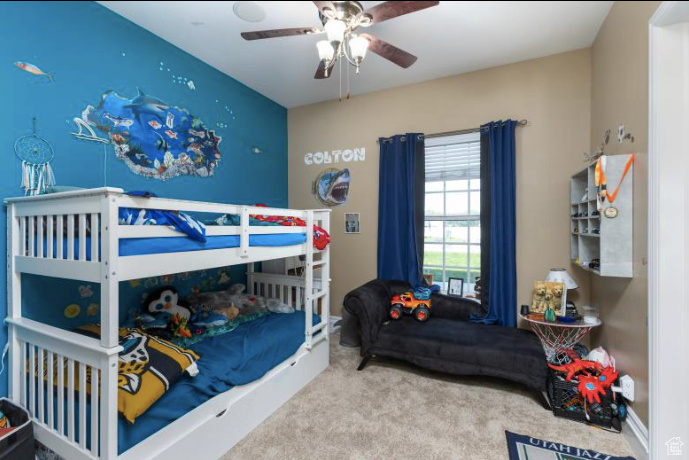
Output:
[120,233,306,256]
[39,233,307,259]
[118,310,319,454]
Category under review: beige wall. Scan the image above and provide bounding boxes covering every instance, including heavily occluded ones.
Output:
[589,0,661,428]
[289,49,592,318]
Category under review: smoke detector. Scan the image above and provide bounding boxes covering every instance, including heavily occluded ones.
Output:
[233,2,266,23]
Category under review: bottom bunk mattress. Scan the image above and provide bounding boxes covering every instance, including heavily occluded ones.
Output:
[118,310,319,454]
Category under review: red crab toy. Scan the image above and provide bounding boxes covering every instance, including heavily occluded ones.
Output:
[578,366,618,404]
[548,357,602,382]
[549,351,619,405]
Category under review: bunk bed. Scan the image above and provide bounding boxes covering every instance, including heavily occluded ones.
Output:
[5,187,331,460]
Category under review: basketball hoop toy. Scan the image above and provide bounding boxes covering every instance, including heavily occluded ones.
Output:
[520,314,601,365]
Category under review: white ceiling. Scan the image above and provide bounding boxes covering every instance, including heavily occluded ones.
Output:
[98,1,613,108]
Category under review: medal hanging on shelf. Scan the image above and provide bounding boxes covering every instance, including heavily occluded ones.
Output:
[595,154,635,219]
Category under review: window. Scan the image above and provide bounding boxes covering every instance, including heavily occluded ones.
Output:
[423,132,481,295]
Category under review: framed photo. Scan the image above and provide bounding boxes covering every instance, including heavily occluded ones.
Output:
[530,280,567,316]
[447,277,464,297]
[344,212,360,234]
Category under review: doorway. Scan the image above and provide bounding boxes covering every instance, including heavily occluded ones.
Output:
[648,2,689,458]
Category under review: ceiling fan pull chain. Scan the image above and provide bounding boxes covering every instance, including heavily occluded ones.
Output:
[347,60,351,100]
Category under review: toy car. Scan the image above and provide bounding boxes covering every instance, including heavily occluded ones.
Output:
[390,291,431,322]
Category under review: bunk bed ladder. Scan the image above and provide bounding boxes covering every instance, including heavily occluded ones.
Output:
[304,211,315,349]
[304,210,330,350]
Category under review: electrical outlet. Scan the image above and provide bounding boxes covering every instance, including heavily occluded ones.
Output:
[619,375,635,401]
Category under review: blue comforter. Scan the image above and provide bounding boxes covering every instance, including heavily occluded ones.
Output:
[118,310,319,454]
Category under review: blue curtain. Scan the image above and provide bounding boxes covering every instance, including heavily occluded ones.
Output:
[377,133,425,287]
[472,120,517,327]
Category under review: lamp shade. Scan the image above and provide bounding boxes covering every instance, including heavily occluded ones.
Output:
[545,268,578,290]
[316,40,335,62]
[324,19,346,43]
[349,34,369,60]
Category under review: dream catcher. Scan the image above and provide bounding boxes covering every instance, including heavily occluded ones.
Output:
[14,117,55,196]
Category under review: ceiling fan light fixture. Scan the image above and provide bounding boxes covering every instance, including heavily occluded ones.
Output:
[324,19,346,44]
[349,34,369,61]
[317,40,335,63]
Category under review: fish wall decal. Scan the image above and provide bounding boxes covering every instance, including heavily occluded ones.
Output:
[14,61,53,81]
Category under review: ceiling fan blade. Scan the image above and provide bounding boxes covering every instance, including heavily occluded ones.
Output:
[361,1,439,24]
[241,27,322,41]
[314,59,336,79]
[359,34,418,68]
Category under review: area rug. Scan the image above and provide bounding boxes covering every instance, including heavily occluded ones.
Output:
[506,431,636,460]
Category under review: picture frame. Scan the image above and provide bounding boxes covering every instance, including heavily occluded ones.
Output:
[447,277,464,297]
[344,212,360,234]
[530,280,567,316]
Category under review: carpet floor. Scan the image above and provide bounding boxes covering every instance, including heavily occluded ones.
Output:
[224,334,635,460]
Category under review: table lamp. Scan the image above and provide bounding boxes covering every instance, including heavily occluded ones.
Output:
[545,268,579,317]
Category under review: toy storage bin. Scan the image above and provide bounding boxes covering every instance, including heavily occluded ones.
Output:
[0,398,35,460]
[547,370,613,428]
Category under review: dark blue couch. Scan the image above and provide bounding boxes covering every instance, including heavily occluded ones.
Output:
[343,279,548,392]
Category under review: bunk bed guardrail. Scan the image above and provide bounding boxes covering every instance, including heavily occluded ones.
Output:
[5,187,330,459]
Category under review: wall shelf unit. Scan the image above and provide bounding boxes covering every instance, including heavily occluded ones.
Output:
[570,154,634,278]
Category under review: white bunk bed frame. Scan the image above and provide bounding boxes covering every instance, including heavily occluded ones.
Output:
[5,187,330,460]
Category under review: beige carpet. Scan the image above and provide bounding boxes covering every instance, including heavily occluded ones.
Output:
[224,334,635,460]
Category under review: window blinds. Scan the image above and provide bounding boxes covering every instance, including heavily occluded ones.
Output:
[425,132,481,182]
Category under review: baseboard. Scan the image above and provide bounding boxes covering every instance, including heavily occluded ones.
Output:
[623,406,649,459]
[328,315,341,334]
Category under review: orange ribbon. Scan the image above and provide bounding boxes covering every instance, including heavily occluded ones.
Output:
[599,155,635,203]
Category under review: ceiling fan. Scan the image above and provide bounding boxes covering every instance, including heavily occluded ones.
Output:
[241,1,440,80]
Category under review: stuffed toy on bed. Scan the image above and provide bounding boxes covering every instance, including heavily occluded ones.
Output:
[138,286,225,340]
[184,283,294,317]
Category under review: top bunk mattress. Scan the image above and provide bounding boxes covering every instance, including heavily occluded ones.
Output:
[39,233,307,258]
[120,233,306,256]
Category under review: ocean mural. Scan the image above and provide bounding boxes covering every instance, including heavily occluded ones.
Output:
[75,88,221,180]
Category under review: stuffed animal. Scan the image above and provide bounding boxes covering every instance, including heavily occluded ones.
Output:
[185,283,294,317]
[140,286,194,339]
[191,309,230,328]
[171,313,192,339]
[145,286,191,320]
[473,277,482,299]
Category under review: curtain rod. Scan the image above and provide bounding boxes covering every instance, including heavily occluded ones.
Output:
[377,119,528,143]
[425,119,528,139]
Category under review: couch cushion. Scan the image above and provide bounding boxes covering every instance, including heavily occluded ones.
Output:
[373,317,547,390]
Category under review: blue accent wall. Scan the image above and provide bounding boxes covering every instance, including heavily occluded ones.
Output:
[0,1,288,397]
